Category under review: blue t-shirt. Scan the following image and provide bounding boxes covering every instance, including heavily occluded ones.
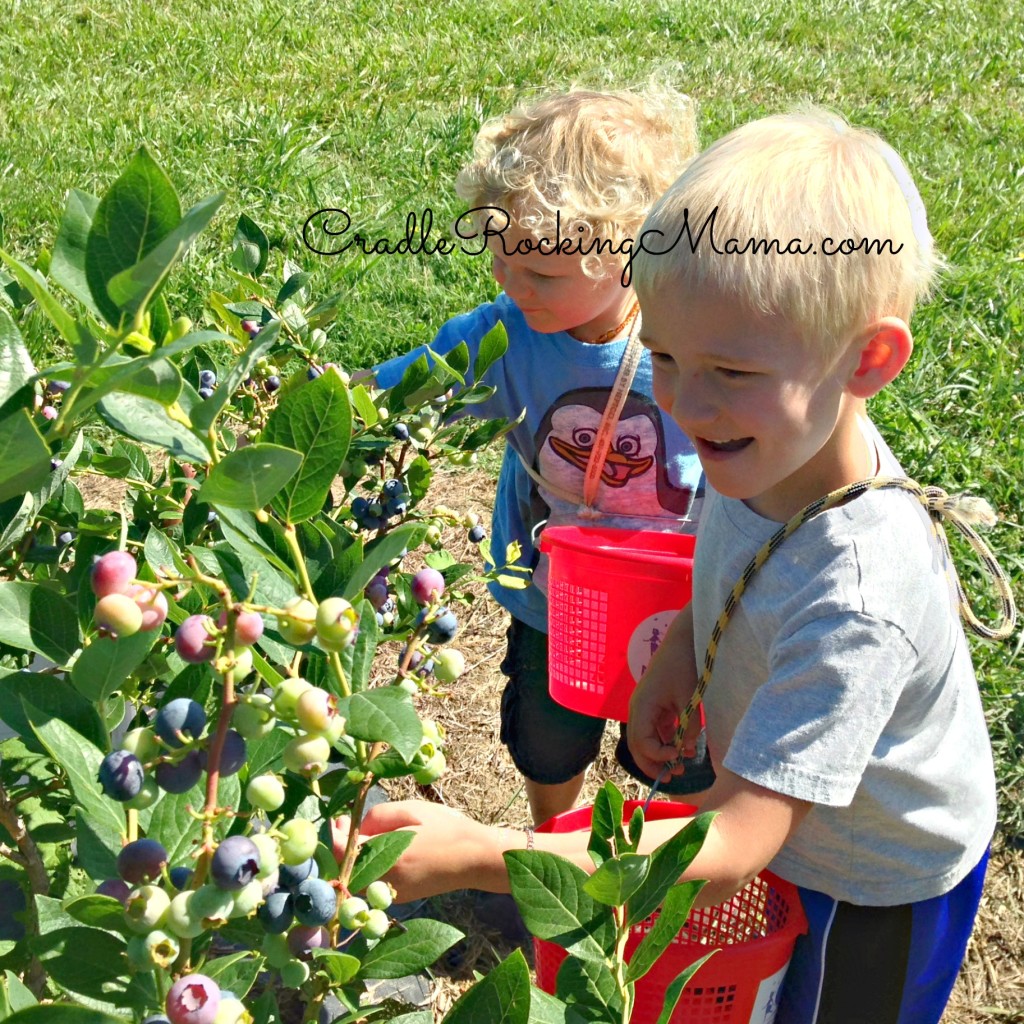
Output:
[375,292,703,631]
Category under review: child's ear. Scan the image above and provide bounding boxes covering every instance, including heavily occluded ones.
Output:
[845,318,913,399]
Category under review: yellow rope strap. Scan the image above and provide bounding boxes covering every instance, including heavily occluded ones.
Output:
[669,476,1018,757]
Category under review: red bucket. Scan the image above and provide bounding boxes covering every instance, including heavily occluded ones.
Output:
[533,801,807,1024]
[539,525,695,721]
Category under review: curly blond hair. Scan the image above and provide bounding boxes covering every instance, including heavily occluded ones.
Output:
[455,86,698,277]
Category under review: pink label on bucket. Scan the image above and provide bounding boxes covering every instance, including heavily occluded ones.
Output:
[627,610,683,681]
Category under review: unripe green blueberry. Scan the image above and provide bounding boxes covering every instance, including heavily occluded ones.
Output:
[365,880,394,911]
[124,884,170,933]
[294,687,336,733]
[338,896,369,931]
[125,776,161,811]
[190,884,235,928]
[213,646,253,682]
[246,774,286,813]
[94,592,144,638]
[314,596,358,651]
[283,734,331,776]
[233,695,276,740]
[250,833,281,879]
[127,928,180,971]
[362,907,390,940]
[279,958,310,987]
[231,879,265,918]
[122,727,161,762]
[278,818,318,865]
[272,677,314,719]
[421,719,445,744]
[261,931,294,969]
[432,648,466,683]
[413,750,446,785]
[277,597,318,646]
[165,891,205,939]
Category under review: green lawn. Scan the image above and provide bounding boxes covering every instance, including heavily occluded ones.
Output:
[2,0,1022,827]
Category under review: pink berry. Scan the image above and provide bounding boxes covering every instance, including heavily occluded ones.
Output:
[127,584,169,632]
[174,615,217,663]
[166,973,220,1024]
[90,550,138,598]
[410,567,445,605]
[217,609,264,646]
[41,405,58,420]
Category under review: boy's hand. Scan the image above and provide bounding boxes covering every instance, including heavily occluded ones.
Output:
[627,604,703,779]
[356,800,510,901]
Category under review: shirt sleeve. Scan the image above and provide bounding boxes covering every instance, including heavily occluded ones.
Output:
[721,611,918,806]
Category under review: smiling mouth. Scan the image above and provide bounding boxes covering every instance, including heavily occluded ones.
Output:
[700,437,753,453]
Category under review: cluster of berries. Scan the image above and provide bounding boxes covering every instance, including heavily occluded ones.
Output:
[197,368,217,401]
[91,550,169,639]
[350,477,409,533]
[37,378,70,421]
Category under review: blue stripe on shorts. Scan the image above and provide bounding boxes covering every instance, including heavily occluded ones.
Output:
[775,849,989,1024]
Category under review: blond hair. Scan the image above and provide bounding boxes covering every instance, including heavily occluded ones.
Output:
[631,108,942,351]
[455,86,698,277]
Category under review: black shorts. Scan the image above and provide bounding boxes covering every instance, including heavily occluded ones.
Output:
[498,618,715,794]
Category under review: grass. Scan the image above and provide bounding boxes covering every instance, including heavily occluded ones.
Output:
[1,0,1022,829]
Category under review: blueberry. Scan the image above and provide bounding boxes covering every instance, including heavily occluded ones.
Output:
[154,751,203,794]
[425,608,459,644]
[155,698,207,748]
[210,835,261,891]
[142,1016,172,1024]
[96,878,131,904]
[116,838,168,885]
[351,496,369,516]
[199,730,246,776]
[169,866,194,891]
[57,531,74,546]
[198,386,214,400]
[292,878,338,927]
[257,890,294,933]
[50,459,62,471]
[385,497,408,517]
[206,509,219,524]
[98,750,145,802]
[468,525,487,544]
[45,379,71,395]
[264,375,281,393]
[277,856,318,890]
[198,369,217,389]
[382,479,406,499]
[307,365,323,380]
[392,423,410,442]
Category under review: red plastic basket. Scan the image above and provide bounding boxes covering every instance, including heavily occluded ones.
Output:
[533,801,807,1024]
[539,525,695,721]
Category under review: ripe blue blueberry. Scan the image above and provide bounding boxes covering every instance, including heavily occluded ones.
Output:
[382,479,406,499]
[385,497,408,517]
[45,379,71,395]
[96,878,131,904]
[392,422,410,441]
[198,369,217,389]
[169,866,194,891]
[425,608,459,644]
[117,838,168,885]
[98,750,145,802]
[57,530,74,545]
[264,375,281,393]
[154,751,204,794]
[277,856,318,891]
[198,386,214,400]
[257,890,294,933]
[210,835,262,890]
[155,698,207,748]
[307,365,323,380]
[468,525,487,544]
[292,877,338,927]
[198,730,246,776]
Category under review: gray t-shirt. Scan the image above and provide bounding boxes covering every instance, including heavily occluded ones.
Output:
[694,422,995,905]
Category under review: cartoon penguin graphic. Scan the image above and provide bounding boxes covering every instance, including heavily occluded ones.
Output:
[531,386,697,522]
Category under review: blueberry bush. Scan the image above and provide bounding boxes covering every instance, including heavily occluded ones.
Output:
[0,149,711,1024]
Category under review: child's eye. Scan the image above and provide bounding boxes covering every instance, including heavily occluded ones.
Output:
[717,367,750,379]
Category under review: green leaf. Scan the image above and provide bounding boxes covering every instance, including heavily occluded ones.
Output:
[587,782,625,869]
[32,925,127,994]
[359,918,462,979]
[653,952,719,1024]
[0,669,106,752]
[0,494,34,558]
[49,189,102,317]
[0,582,80,663]
[0,251,79,350]
[62,895,129,935]
[197,443,302,510]
[85,147,181,327]
[5,1007,125,1023]
[310,950,360,986]
[581,853,650,907]
[230,214,269,278]
[70,629,157,703]
[263,368,352,523]
[347,831,416,893]
[625,880,707,984]
[145,774,241,867]
[341,523,427,601]
[349,383,380,426]
[80,354,183,407]
[97,391,209,462]
[474,320,509,380]
[339,688,423,764]
[440,947,531,1024]
[505,851,615,964]
[551,956,622,1022]
[0,409,51,505]
[203,952,263,999]
[626,813,714,928]
[0,308,34,407]
[107,192,223,325]
[2,971,38,1013]
[343,598,378,693]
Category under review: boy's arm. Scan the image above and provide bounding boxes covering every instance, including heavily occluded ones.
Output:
[626,603,703,779]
